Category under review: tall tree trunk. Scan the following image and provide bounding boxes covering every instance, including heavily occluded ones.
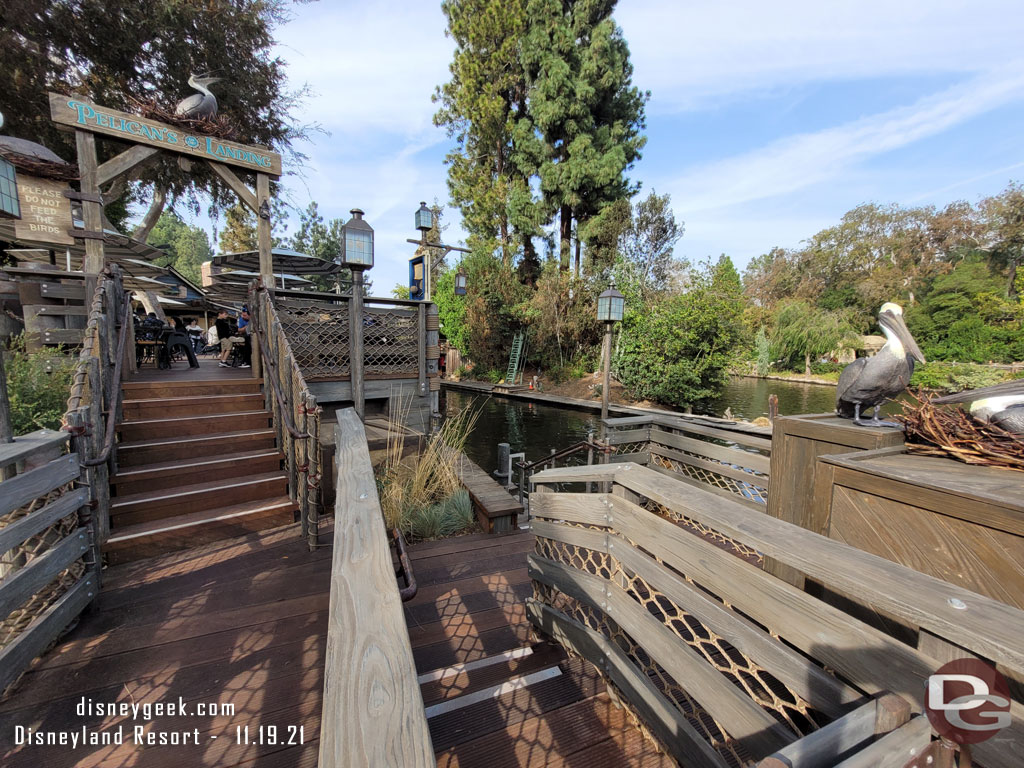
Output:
[559,205,572,272]
[804,352,811,377]
[573,236,581,278]
[133,187,167,243]
[1008,254,1020,300]
[519,234,540,286]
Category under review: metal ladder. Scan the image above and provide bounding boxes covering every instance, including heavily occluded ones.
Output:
[504,332,524,384]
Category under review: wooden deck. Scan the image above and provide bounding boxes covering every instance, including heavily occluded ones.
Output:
[130,357,257,382]
[456,454,524,533]
[0,523,666,767]
[405,530,671,767]
[0,523,328,768]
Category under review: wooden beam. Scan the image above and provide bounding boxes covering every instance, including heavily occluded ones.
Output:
[75,130,105,275]
[207,161,258,213]
[527,598,730,768]
[830,716,932,768]
[650,428,772,475]
[318,408,433,767]
[0,430,70,471]
[256,173,272,283]
[0,528,88,619]
[0,454,80,518]
[96,145,161,187]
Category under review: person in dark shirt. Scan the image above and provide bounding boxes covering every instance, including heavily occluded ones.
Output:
[215,310,245,367]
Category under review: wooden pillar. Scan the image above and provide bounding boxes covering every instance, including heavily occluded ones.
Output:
[417,303,427,400]
[0,350,13,481]
[426,304,440,424]
[349,270,365,420]
[600,322,613,431]
[75,131,105,277]
[256,173,273,284]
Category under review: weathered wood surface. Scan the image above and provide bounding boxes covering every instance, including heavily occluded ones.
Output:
[455,451,522,533]
[830,716,932,768]
[95,144,161,187]
[318,408,434,767]
[606,413,773,451]
[0,429,69,469]
[0,452,79,517]
[0,528,88,620]
[0,522,329,767]
[531,462,1024,768]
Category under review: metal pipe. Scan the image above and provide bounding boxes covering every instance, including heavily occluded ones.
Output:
[392,528,418,601]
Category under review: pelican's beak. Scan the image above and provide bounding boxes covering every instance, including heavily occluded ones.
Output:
[883,309,926,363]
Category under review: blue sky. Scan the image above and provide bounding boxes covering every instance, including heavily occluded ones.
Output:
[191,0,1024,295]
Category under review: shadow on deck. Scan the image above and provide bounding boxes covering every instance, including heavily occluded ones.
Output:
[0,522,328,768]
[1,522,665,767]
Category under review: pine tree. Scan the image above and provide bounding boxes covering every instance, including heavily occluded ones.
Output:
[521,0,647,274]
[435,0,545,279]
[218,205,258,254]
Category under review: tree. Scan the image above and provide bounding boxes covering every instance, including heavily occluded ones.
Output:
[980,183,1024,299]
[434,0,543,273]
[614,258,745,410]
[218,204,257,254]
[618,191,683,298]
[771,301,860,376]
[0,0,311,230]
[146,211,212,285]
[521,0,647,274]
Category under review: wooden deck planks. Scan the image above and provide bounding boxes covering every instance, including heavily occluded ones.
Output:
[0,522,329,768]
[456,453,524,533]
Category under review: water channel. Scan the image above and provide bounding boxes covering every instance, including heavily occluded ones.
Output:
[446,375,840,474]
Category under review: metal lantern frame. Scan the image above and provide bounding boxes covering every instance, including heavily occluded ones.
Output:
[414,201,432,232]
[597,281,625,323]
[340,208,374,270]
[454,267,468,296]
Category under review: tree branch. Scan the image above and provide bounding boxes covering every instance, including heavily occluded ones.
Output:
[133,188,167,243]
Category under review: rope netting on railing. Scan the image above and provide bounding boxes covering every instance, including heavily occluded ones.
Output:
[275,299,351,380]
[533,527,825,767]
[363,307,418,376]
[648,451,770,506]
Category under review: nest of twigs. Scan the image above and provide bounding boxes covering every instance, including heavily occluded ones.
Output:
[896,392,1024,472]
[125,96,238,141]
[0,151,78,182]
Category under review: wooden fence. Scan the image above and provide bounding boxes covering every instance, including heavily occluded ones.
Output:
[0,267,130,696]
[318,408,434,766]
[603,413,772,507]
[528,461,1024,768]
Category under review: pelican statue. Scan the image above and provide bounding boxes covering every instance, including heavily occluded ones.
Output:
[174,73,221,119]
[836,302,925,427]
[932,379,1024,433]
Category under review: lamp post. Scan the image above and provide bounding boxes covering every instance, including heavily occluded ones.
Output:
[407,201,470,301]
[597,280,625,430]
[341,208,374,420]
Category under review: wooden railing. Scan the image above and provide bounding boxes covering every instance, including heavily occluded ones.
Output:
[318,408,433,766]
[251,285,323,549]
[603,413,772,507]
[528,461,1024,768]
[0,267,130,696]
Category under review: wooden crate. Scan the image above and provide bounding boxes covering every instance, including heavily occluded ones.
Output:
[814,447,1024,610]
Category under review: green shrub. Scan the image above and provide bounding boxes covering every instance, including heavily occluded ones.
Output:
[810,361,844,375]
[4,334,74,434]
[754,326,771,376]
[402,490,474,540]
[909,362,1011,393]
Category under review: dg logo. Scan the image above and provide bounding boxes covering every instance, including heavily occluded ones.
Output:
[925,658,1012,744]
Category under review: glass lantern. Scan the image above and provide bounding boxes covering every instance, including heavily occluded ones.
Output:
[415,201,432,232]
[340,208,374,269]
[454,268,467,296]
[597,281,625,323]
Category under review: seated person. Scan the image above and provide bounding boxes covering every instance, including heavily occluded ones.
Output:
[215,310,249,368]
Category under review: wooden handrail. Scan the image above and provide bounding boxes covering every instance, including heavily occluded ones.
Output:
[318,408,433,766]
[81,292,133,467]
[250,314,310,440]
[529,462,1024,768]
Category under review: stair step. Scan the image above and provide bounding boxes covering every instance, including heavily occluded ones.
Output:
[117,428,277,466]
[118,410,271,441]
[111,471,289,527]
[122,393,266,420]
[122,378,262,399]
[104,497,298,565]
[419,643,565,705]
[111,449,283,496]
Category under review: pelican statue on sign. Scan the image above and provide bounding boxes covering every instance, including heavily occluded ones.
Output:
[931,379,1024,433]
[836,302,925,427]
[175,73,221,119]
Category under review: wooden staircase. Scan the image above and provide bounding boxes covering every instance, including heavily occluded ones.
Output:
[105,377,297,564]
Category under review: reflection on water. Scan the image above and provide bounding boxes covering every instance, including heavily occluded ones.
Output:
[447,375,903,475]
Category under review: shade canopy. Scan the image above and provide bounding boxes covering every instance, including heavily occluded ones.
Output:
[212,247,342,276]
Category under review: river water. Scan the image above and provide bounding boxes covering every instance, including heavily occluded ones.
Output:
[446,375,840,474]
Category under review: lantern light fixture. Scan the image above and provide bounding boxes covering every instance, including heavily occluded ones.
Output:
[415,201,432,232]
[597,280,625,323]
[454,268,468,296]
[340,208,374,270]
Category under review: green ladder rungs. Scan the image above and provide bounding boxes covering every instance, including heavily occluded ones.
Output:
[505,333,524,384]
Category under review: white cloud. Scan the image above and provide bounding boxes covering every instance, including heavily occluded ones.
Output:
[618,0,1024,111]
[664,67,1024,214]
